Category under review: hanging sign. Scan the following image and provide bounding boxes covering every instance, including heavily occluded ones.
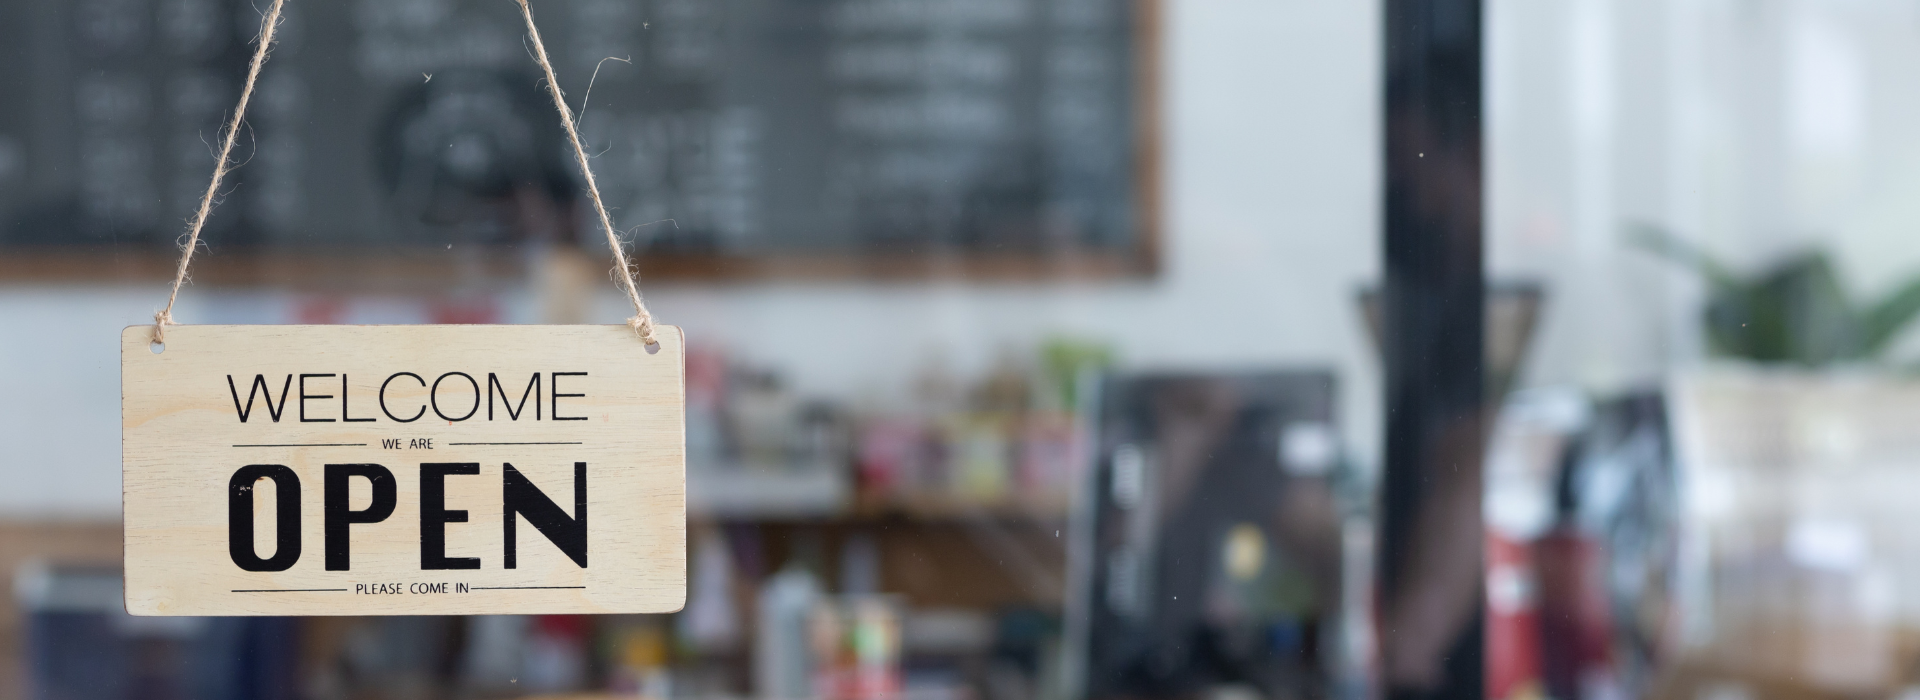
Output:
[121,324,686,616]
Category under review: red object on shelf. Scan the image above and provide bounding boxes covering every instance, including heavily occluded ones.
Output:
[1488,531,1543,700]
[428,297,500,324]
[856,419,931,495]
[1534,528,1617,700]
[295,296,348,324]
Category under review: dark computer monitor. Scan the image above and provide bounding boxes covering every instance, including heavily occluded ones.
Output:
[1067,371,1348,700]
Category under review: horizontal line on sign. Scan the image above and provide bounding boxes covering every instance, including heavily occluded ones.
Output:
[232,588,348,592]
[445,442,584,446]
[469,585,587,590]
[233,443,367,447]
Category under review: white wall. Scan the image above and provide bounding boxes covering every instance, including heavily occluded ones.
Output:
[1489,0,1920,392]
[0,0,1384,519]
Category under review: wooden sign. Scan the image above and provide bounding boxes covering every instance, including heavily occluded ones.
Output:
[121,325,686,616]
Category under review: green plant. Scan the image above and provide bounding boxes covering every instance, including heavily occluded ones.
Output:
[1039,337,1114,411]
[1629,223,1920,365]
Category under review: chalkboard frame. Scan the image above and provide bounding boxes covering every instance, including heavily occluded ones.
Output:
[0,0,1161,287]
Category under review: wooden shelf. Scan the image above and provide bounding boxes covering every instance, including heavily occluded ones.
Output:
[851,492,1073,524]
[685,465,1073,524]
[687,466,850,519]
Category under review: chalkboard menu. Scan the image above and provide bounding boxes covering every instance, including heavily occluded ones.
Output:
[0,0,1148,273]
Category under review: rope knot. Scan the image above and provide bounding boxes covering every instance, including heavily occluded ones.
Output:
[627,315,657,346]
[150,310,176,344]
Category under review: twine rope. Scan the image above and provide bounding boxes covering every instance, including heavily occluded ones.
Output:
[151,0,659,346]
[151,0,287,344]
[515,0,657,345]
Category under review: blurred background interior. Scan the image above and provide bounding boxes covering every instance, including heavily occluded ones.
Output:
[9,0,1920,699]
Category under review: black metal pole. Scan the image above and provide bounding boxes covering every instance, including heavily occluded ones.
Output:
[1379,1,1485,700]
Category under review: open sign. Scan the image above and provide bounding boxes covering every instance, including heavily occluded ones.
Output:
[121,325,686,616]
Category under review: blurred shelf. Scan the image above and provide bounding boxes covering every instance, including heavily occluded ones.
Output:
[852,492,1072,523]
[686,467,1073,525]
[686,466,850,519]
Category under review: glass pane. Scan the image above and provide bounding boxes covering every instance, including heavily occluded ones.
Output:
[14,1,1920,700]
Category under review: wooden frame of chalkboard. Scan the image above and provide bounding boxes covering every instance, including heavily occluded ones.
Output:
[0,0,1161,286]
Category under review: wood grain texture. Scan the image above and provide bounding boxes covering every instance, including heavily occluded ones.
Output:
[121,325,686,616]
